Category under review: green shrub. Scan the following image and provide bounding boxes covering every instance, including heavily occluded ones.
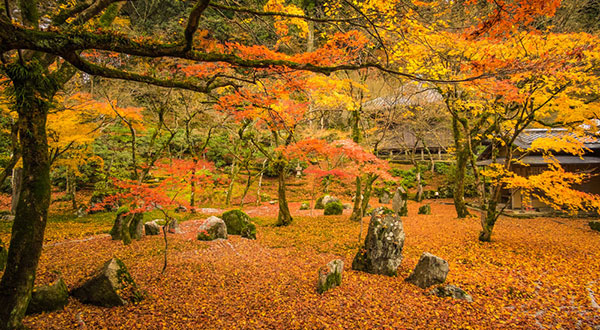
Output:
[324,201,344,215]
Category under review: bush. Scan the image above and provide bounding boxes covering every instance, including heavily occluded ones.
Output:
[324,201,344,215]
[437,163,478,198]
[590,221,600,232]
[389,166,428,188]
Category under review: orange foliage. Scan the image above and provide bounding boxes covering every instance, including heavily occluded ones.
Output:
[13,202,600,329]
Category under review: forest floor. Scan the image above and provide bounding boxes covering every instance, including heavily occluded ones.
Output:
[1,199,599,329]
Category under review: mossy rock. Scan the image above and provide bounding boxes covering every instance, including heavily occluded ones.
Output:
[0,239,7,271]
[221,210,256,239]
[300,202,311,210]
[72,258,144,307]
[324,201,344,215]
[315,196,326,209]
[27,277,69,314]
[590,221,600,232]
[418,204,431,215]
[317,259,344,294]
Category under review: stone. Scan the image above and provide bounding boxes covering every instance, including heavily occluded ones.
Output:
[268,200,277,205]
[405,252,449,289]
[392,187,408,217]
[144,220,161,235]
[197,216,228,241]
[352,208,405,276]
[429,285,473,302]
[379,191,391,204]
[322,195,340,206]
[27,277,69,314]
[0,239,7,271]
[590,221,600,232]
[1,215,15,222]
[300,202,311,210]
[129,213,144,240]
[324,201,344,215]
[168,219,182,234]
[110,207,144,244]
[175,205,188,213]
[418,204,431,215]
[317,259,344,294]
[72,258,143,307]
[221,210,256,239]
[343,203,352,210]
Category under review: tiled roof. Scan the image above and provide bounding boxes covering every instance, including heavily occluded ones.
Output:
[514,128,600,150]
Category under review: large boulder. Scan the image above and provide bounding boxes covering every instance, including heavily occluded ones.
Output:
[352,208,405,276]
[315,195,339,209]
[71,258,143,307]
[324,201,344,215]
[221,210,256,239]
[392,187,408,216]
[27,277,69,314]
[0,239,7,271]
[317,259,344,294]
[144,220,161,236]
[197,216,228,241]
[429,285,473,302]
[405,252,449,289]
[110,207,144,244]
[590,221,600,232]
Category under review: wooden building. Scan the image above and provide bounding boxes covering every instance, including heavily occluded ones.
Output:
[477,127,600,211]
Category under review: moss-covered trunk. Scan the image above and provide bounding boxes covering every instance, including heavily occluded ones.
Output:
[0,71,51,329]
[452,116,470,218]
[479,199,498,242]
[276,161,293,226]
[360,174,377,217]
[349,176,362,222]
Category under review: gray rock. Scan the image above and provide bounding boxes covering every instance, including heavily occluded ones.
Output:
[343,203,352,210]
[300,202,311,210]
[352,208,405,276]
[72,258,142,307]
[197,216,228,241]
[27,277,69,314]
[392,187,408,216]
[405,252,449,289]
[379,192,391,204]
[317,259,344,294]
[590,221,600,232]
[144,220,161,236]
[168,219,182,234]
[418,204,431,215]
[322,195,340,206]
[429,285,473,302]
[268,200,277,205]
[1,215,15,222]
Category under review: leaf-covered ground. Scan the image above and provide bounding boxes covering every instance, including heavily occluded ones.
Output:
[3,201,600,329]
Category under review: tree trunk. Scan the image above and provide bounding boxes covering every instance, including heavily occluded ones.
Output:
[0,94,51,329]
[276,165,293,226]
[10,167,23,215]
[66,169,77,210]
[349,176,363,222]
[479,200,498,242]
[360,174,377,216]
[453,149,470,218]
[452,116,470,218]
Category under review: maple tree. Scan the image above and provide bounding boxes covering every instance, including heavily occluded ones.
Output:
[0,0,599,329]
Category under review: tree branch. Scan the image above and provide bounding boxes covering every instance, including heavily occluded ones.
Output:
[184,0,211,51]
